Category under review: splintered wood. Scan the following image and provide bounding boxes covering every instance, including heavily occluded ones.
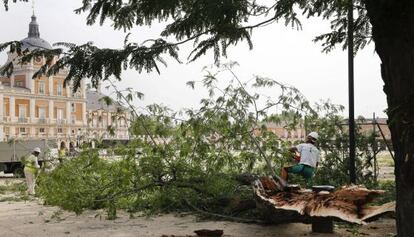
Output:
[254,176,395,224]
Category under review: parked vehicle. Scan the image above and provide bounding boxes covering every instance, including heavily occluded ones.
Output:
[0,139,57,177]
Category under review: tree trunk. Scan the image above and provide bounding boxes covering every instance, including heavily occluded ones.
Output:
[365,1,414,236]
[253,177,394,224]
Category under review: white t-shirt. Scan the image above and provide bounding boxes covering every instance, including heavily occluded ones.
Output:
[296,143,320,168]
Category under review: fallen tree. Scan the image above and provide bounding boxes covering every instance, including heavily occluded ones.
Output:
[254,176,395,225]
[36,70,394,222]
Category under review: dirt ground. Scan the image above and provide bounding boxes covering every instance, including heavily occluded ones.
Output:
[0,178,396,237]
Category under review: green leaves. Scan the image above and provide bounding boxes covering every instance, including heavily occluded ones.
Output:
[2,0,28,11]
[36,65,384,218]
[186,81,195,89]
[39,65,316,216]
[312,1,371,53]
[99,96,114,106]
[0,38,181,91]
[2,0,372,90]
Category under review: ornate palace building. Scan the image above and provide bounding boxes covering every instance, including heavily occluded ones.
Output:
[0,14,130,148]
[86,89,130,141]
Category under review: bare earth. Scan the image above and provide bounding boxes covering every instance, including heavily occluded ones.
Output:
[0,200,397,237]
[0,178,396,237]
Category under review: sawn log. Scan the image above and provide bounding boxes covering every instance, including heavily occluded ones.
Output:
[253,176,395,225]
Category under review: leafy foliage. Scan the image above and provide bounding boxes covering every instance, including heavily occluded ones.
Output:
[0,40,179,92]
[37,66,387,219]
[305,106,382,187]
[37,65,311,218]
[372,180,395,205]
[2,0,27,11]
[1,0,371,90]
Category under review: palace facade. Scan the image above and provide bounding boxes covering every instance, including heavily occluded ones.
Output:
[0,14,130,149]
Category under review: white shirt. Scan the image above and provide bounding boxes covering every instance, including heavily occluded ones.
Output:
[296,143,320,168]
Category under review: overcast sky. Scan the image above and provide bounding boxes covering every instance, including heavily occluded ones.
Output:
[0,0,387,118]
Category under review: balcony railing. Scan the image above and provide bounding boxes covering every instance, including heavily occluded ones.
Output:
[57,119,66,125]
[73,92,82,98]
[18,117,28,123]
[38,118,48,124]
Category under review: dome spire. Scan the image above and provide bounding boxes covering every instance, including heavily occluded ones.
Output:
[28,0,39,38]
[21,0,53,50]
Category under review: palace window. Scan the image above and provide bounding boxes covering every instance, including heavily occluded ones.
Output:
[39,107,46,119]
[18,105,26,118]
[38,81,45,94]
[57,84,63,96]
[15,81,24,87]
[57,109,64,120]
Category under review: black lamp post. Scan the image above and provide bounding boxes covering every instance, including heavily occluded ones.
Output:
[348,0,356,184]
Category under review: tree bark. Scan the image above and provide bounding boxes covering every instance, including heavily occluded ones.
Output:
[253,177,394,224]
[365,1,414,236]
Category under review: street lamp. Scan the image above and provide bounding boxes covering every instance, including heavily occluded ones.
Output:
[348,0,356,184]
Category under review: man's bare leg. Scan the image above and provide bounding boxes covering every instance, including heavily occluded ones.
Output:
[280,167,289,182]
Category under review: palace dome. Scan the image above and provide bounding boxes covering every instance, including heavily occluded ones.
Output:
[20,15,52,50]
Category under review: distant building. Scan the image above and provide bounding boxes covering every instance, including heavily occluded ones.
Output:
[257,122,307,141]
[353,117,391,140]
[86,89,130,141]
[260,118,391,141]
[0,14,129,148]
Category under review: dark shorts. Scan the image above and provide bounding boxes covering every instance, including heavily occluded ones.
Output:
[287,164,315,179]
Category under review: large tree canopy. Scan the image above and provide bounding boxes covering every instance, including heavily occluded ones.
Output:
[1,0,371,89]
[2,1,414,237]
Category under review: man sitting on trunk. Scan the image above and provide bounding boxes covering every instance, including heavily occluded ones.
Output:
[281,132,320,184]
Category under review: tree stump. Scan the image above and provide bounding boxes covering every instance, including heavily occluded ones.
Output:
[311,185,335,233]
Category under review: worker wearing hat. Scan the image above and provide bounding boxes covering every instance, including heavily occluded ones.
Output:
[24,147,41,195]
[281,132,320,184]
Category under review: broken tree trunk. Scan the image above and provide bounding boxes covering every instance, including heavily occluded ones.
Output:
[253,176,395,225]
